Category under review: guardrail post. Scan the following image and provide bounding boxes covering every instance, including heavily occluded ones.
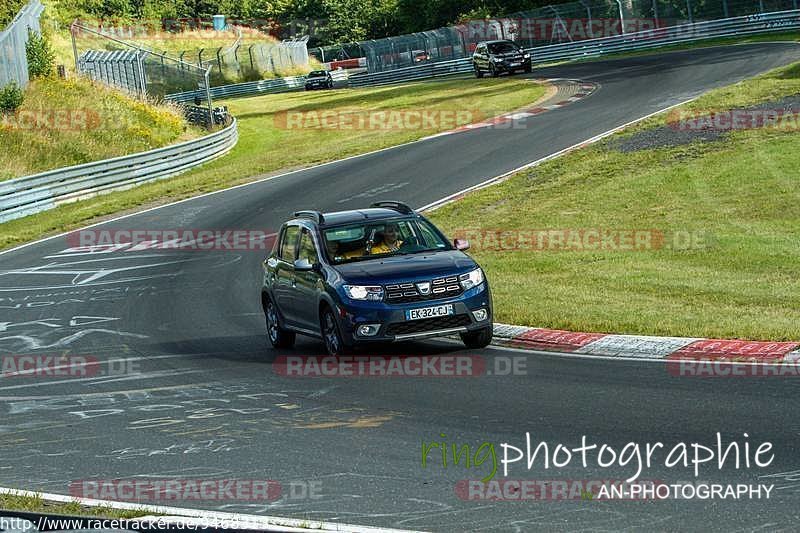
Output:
[198,48,204,67]
[686,0,693,23]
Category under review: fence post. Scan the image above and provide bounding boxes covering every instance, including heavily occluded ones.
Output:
[579,0,595,38]
[204,69,213,128]
[70,22,80,70]
[722,0,729,18]
[216,46,223,75]
[136,50,147,97]
[686,0,693,23]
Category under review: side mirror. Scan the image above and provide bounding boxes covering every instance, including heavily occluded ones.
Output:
[294,258,314,271]
[454,239,470,251]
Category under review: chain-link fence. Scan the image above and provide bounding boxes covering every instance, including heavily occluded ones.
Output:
[0,0,44,89]
[339,0,799,72]
[71,23,221,127]
[180,36,310,85]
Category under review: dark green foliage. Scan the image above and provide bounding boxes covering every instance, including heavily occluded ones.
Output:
[0,82,24,114]
[26,30,55,78]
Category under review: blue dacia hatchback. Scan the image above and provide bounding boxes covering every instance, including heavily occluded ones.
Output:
[261,201,493,355]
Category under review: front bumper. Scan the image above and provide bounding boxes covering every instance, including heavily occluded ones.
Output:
[495,58,531,71]
[305,81,330,90]
[335,283,492,345]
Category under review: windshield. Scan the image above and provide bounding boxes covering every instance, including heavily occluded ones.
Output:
[488,42,521,54]
[322,218,450,264]
[308,70,328,78]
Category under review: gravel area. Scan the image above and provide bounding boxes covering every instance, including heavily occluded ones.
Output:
[612,95,800,152]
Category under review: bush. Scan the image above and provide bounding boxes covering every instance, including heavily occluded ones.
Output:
[26,29,55,78]
[0,82,24,114]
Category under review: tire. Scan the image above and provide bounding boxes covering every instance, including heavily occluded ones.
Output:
[524,64,532,73]
[460,325,493,349]
[321,306,351,356]
[489,63,499,78]
[265,297,295,349]
[474,65,483,78]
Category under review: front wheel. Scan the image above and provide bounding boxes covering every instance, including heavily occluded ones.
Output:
[266,299,295,349]
[523,64,532,73]
[321,307,351,356]
[460,326,493,349]
[474,65,483,78]
[489,63,499,78]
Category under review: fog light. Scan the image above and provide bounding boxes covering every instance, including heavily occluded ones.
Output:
[472,309,488,322]
[357,324,381,337]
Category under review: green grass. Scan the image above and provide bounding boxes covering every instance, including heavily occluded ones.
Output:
[0,493,151,519]
[0,78,547,250]
[429,61,800,341]
[0,77,197,180]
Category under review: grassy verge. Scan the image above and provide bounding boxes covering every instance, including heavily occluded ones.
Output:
[0,493,150,519]
[554,30,800,65]
[0,77,197,180]
[0,78,547,250]
[429,61,800,341]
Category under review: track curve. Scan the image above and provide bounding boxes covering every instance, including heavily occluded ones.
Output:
[2,43,800,531]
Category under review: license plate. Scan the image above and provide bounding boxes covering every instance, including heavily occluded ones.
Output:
[509,62,521,67]
[406,304,454,321]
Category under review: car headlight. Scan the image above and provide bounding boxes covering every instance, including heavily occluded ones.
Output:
[459,268,484,290]
[490,57,502,62]
[343,285,384,301]
[523,53,530,59]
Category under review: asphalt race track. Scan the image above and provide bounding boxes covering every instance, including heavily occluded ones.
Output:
[2,43,800,531]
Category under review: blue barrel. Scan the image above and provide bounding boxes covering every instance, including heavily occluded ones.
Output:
[212,15,226,31]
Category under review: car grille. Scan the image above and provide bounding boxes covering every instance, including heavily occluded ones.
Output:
[385,314,471,336]
[385,276,463,303]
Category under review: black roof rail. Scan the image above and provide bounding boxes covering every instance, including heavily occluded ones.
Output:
[370,201,414,214]
[293,210,324,224]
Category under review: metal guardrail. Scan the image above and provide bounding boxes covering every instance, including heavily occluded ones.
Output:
[166,70,349,102]
[0,119,238,223]
[347,9,800,88]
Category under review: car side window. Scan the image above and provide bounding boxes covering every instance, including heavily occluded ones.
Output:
[298,229,319,264]
[280,225,300,262]
[417,221,446,249]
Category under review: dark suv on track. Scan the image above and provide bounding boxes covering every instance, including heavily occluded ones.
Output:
[473,40,532,77]
[261,202,493,355]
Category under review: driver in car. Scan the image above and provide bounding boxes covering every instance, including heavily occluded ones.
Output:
[369,223,404,254]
